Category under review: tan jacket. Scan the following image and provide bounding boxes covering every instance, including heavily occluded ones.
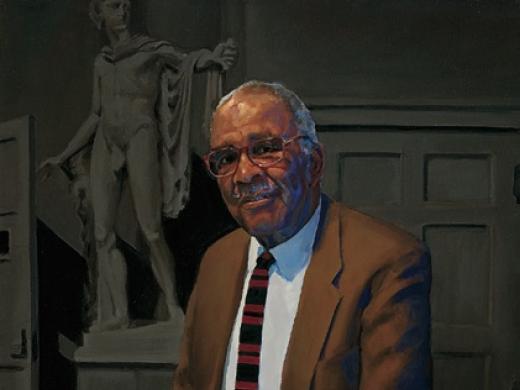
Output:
[173,198,431,389]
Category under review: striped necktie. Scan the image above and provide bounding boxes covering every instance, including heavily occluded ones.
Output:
[234,251,276,390]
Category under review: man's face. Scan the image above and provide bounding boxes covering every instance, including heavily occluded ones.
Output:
[210,89,322,246]
[100,0,130,32]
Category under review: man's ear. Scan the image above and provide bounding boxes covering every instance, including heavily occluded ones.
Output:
[309,142,324,187]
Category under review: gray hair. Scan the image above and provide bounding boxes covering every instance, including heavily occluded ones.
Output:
[213,81,318,151]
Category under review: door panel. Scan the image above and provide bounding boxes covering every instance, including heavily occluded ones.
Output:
[0,116,37,390]
[320,129,520,390]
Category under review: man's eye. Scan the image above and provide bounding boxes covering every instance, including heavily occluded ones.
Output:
[217,151,238,166]
[252,141,281,156]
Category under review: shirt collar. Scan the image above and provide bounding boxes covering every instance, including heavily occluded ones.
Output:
[248,200,322,281]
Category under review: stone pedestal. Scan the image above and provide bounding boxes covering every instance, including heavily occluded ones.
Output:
[60,321,183,390]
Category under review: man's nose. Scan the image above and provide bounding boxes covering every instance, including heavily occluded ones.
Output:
[233,150,262,183]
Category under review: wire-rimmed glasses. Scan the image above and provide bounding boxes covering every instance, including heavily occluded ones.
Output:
[204,135,308,178]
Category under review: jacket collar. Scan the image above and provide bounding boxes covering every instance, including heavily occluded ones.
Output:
[249,199,322,281]
[281,195,343,389]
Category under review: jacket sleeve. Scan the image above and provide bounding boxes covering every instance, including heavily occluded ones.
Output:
[359,245,432,389]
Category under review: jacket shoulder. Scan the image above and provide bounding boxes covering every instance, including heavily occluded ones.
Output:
[335,203,425,272]
[198,228,249,273]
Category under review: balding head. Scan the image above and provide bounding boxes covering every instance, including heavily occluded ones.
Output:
[212,81,318,151]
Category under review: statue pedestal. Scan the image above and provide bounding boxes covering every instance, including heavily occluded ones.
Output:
[60,320,183,390]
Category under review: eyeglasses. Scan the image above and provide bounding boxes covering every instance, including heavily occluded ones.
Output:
[204,135,308,178]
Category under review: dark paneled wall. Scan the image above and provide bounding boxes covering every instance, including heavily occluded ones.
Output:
[228,0,520,104]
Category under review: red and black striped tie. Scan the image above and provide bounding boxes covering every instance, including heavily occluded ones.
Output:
[234,251,276,390]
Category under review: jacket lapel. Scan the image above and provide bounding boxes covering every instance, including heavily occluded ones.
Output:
[281,199,343,389]
[205,229,250,389]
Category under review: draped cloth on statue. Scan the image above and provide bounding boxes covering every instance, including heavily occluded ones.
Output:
[158,48,222,218]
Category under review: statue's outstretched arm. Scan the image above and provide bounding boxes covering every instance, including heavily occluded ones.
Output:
[56,111,99,164]
[158,39,237,73]
[194,38,238,71]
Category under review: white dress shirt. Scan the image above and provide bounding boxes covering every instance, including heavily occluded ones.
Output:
[222,202,322,390]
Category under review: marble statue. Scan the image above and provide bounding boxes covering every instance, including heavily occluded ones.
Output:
[39,0,237,332]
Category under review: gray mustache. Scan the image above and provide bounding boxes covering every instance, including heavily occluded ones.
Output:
[232,183,276,201]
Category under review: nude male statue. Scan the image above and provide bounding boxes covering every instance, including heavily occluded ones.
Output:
[39,0,237,331]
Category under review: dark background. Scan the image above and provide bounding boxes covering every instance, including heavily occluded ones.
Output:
[1,0,520,389]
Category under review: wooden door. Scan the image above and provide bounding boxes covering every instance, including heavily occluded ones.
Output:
[0,116,37,390]
[319,125,520,390]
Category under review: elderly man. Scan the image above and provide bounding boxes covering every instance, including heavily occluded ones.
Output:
[173,81,431,389]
